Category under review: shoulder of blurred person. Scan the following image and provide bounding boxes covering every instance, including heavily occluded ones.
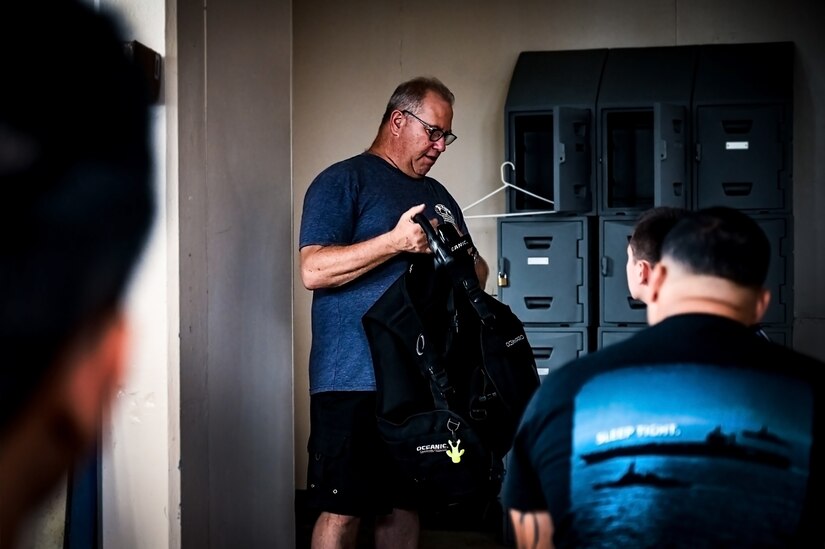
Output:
[0,2,153,546]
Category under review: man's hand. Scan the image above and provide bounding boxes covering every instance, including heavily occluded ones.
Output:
[387,203,431,254]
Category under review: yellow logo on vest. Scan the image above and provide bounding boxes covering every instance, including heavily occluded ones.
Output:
[446,439,465,463]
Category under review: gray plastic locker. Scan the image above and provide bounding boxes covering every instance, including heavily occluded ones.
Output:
[505,49,606,214]
[600,218,647,325]
[596,46,695,215]
[654,103,689,209]
[526,328,588,381]
[509,112,554,212]
[598,326,644,349]
[597,104,689,213]
[600,108,654,212]
[498,219,589,325]
[693,42,792,102]
[554,107,592,213]
[752,215,791,325]
[507,107,591,214]
[695,105,788,211]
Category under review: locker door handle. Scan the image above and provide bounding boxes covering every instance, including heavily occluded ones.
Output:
[524,297,553,310]
[600,257,610,276]
[722,119,753,134]
[627,297,647,310]
[722,182,753,196]
[558,142,566,164]
[532,348,553,360]
[660,139,667,160]
[524,237,552,250]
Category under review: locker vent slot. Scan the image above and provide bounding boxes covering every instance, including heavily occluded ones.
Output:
[722,182,753,196]
[524,297,553,310]
[627,297,647,310]
[524,237,552,249]
[532,348,553,360]
[722,119,752,134]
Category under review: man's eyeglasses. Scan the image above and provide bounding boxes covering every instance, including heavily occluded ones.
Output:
[402,110,457,146]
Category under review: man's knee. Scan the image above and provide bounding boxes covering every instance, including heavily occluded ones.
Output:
[317,511,360,529]
[374,508,419,549]
[312,512,361,548]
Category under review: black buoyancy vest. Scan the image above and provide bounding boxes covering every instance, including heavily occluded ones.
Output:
[362,217,540,502]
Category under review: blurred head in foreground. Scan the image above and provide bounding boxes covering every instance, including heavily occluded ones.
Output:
[0,1,154,544]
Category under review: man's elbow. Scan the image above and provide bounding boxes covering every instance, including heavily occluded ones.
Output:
[301,267,323,290]
[299,246,324,290]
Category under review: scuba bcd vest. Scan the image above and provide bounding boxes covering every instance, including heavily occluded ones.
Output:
[362,214,540,505]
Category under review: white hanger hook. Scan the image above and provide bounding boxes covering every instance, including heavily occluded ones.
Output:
[462,160,554,219]
[500,161,515,185]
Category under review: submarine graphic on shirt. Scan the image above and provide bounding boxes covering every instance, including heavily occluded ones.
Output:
[569,363,813,547]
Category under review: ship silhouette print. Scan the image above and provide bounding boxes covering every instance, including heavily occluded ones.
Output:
[742,425,789,447]
[592,461,691,490]
[581,426,791,469]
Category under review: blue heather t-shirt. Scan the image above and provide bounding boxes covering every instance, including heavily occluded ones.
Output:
[299,153,467,394]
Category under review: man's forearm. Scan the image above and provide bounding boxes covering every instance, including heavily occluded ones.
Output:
[509,509,554,549]
[300,234,399,290]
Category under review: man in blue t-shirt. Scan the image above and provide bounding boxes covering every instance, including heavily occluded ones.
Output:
[503,207,824,548]
[299,76,488,549]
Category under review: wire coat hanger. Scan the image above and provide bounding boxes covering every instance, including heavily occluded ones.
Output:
[462,161,556,219]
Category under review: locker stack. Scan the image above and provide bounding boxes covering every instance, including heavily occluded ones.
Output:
[498,49,605,382]
[498,42,794,377]
[691,43,793,345]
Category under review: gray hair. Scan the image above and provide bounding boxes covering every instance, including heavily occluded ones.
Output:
[380,76,455,125]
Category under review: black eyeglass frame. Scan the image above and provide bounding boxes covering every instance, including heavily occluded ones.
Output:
[402,110,457,146]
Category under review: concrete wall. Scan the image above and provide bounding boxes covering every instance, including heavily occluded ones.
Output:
[178,0,294,547]
[293,0,825,489]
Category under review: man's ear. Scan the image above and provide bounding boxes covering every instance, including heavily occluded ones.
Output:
[648,262,668,304]
[63,310,129,443]
[638,260,652,286]
[753,288,771,325]
[646,262,669,326]
[389,109,405,136]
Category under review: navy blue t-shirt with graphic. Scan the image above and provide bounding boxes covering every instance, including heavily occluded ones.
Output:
[503,314,824,548]
[299,152,467,394]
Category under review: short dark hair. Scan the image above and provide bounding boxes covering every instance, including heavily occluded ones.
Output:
[0,2,154,434]
[629,206,689,264]
[380,76,455,125]
[661,206,770,288]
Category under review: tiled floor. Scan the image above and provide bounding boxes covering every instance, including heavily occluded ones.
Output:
[296,492,514,548]
[418,529,511,548]
[298,524,512,549]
